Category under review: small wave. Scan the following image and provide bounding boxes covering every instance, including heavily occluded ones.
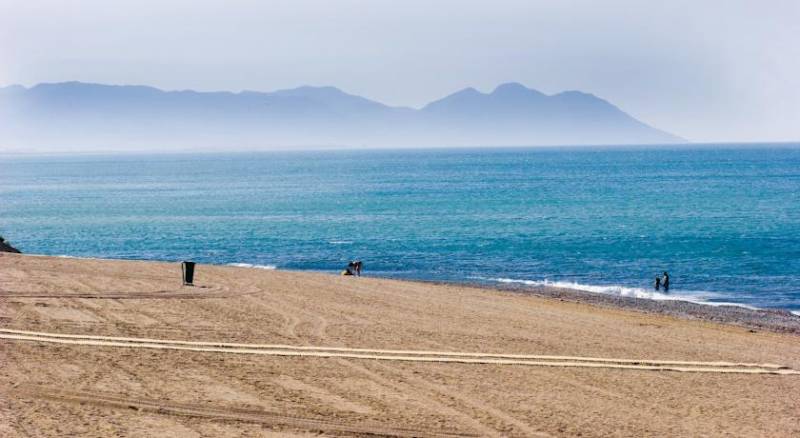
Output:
[328,240,353,245]
[227,263,276,270]
[50,254,101,260]
[480,277,761,310]
[791,310,800,317]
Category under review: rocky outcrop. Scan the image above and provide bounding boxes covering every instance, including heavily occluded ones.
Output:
[0,236,21,253]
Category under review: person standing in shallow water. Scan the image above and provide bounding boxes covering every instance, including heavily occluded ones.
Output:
[354,261,362,276]
[662,271,670,292]
[654,275,661,291]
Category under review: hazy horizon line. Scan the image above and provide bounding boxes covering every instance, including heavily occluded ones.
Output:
[2,141,800,158]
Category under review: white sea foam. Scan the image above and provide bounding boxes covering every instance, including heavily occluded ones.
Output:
[329,240,353,245]
[52,254,100,260]
[482,277,761,310]
[227,263,277,270]
[791,311,800,317]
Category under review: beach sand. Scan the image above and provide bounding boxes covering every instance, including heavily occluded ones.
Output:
[1,253,799,437]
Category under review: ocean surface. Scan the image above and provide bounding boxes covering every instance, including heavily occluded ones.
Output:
[2,146,800,313]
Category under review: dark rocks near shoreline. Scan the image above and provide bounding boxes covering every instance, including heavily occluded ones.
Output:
[0,236,21,253]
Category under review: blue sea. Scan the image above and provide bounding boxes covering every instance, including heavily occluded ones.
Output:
[2,146,799,314]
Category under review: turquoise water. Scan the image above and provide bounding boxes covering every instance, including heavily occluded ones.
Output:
[2,146,800,312]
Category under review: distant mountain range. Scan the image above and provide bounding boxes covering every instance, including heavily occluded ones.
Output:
[0,81,682,151]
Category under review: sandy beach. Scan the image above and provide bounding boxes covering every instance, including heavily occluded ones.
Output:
[1,253,799,437]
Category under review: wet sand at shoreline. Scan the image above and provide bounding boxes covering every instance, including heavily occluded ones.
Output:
[1,253,799,436]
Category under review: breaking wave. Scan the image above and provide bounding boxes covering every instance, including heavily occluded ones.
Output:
[227,263,277,270]
[480,277,761,310]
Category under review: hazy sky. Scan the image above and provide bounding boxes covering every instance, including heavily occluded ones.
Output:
[1,0,798,142]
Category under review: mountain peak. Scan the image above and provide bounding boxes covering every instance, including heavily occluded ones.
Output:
[271,85,345,96]
[491,82,545,98]
[454,86,482,95]
[493,82,527,92]
[421,86,486,112]
[267,84,396,113]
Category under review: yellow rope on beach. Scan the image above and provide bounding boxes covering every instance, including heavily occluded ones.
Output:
[1,329,797,375]
[0,328,788,369]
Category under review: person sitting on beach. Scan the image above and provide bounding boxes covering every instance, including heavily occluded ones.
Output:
[662,271,670,292]
[654,275,661,291]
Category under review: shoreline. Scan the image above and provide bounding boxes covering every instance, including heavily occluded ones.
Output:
[21,252,800,335]
[215,261,800,335]
[284,272,800,336]
[470,280,800,335]
[369,275,800,335]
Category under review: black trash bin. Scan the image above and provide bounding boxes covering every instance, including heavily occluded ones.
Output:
[182,261,195,286]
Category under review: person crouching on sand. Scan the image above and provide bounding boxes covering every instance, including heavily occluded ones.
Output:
[342,261,363,276]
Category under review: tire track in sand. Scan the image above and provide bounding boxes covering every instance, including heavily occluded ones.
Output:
[370,360,550,437]
[1,328,797,375]
[330,359,503,437]
[12,385,472,437]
